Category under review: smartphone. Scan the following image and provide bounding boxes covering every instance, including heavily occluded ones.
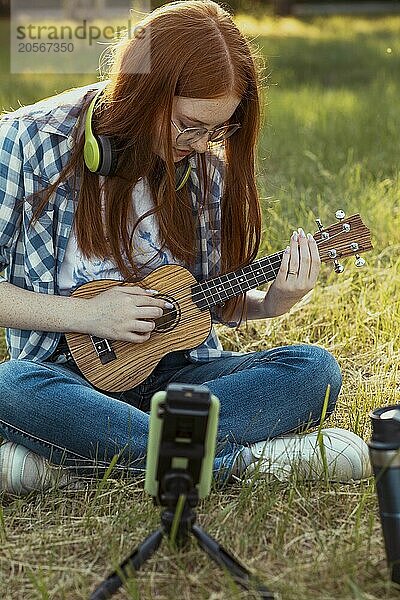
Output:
[145,384,220,500]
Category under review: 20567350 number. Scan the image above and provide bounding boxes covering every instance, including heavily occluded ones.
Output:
[18,42,74,53]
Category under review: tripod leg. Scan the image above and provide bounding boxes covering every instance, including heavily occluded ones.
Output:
[192,524,275,600]
[90,528,164,600]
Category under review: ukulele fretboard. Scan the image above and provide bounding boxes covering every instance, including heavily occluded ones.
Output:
[192,251,284,309]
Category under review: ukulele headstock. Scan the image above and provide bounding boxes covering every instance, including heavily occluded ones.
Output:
[313,211,373,273]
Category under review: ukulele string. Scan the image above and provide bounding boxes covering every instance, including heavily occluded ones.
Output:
[157,229,348,309]
[150,244,343,331]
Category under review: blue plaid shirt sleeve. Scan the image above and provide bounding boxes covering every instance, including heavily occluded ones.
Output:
[0,118,24,283]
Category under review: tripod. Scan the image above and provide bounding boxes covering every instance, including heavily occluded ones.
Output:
[90,469,274,599]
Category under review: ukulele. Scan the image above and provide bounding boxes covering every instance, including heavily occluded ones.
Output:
[65,212,372,392]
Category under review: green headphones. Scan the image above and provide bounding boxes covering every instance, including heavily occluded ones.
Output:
[83,88,192,190]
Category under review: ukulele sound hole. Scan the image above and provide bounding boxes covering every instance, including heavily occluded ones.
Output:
[154,295,180,333]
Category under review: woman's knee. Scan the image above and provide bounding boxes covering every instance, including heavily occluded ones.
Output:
[303,345,342,415]
[0,359,25,388]
[0,359,56,401]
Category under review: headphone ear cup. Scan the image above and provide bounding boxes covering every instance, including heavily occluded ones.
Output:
[83,135,102,173]
[175,158,192,191]
[83,89,119,176]
[96,134,116,177]
[108,136,119,177]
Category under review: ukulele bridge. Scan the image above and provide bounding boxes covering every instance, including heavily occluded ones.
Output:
[91,335,117,364]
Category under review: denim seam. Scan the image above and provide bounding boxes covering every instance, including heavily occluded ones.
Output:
[0,417,147,471]
[0,416,92,462]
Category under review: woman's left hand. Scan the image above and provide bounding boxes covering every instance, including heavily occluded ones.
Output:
[262,227,321,318]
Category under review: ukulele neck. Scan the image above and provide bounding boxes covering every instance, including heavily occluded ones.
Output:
[191,252,284,310]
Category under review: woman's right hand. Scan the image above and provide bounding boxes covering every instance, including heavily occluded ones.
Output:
[82,285,170,343]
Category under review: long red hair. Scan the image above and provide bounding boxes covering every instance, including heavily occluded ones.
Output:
[32,0,265,321]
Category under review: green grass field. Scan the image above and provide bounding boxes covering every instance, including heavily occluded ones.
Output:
[0,13,400,600]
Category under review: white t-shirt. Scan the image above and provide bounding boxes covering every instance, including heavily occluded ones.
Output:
[58,176,179,295]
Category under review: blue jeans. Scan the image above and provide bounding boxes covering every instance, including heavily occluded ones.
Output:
[0,345,342,483]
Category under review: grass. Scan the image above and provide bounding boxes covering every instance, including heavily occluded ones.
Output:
[1,13,400,600]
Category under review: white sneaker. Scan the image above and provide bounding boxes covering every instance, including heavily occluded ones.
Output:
[245,428,372,482]
[0,441,73,496]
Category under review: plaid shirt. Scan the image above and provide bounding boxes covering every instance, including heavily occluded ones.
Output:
[0,82,238,363]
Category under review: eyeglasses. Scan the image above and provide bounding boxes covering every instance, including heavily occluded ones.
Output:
[171,119,241,147]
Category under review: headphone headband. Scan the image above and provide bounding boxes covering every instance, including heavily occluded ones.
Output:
[84,89,102,140]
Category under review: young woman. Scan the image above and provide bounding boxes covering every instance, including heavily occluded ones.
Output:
[0,0,371,496]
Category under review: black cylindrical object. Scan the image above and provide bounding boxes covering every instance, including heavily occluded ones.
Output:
[369,405,400,585]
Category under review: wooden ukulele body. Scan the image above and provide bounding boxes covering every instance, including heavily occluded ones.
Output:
[65,265,212,392]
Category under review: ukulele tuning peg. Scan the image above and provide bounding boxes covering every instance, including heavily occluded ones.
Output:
[315,218,324,232]
[334,260,345,273]
[335,210,346,221]
[355,254,366,268]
